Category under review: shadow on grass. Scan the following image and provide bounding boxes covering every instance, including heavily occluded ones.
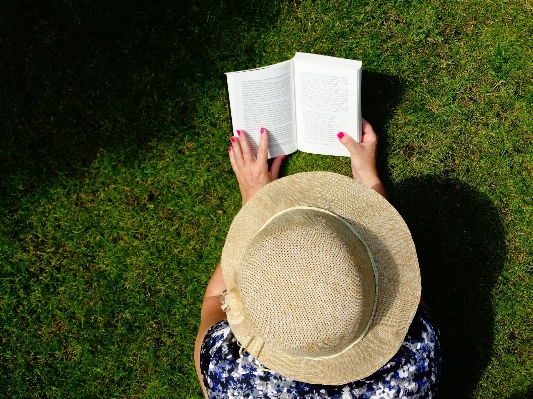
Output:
[391,176,506,399]
[361,71,405,181]
[508,385,533,399]
[0,0,282,210]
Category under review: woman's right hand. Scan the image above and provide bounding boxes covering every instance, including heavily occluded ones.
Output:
[228,128,285,206]
[337,119,388,199]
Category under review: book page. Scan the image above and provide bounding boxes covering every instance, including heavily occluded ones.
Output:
[225,60,297,159]
[293,53,362,156]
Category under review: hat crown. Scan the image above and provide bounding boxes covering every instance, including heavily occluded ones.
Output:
[236,208,376,358]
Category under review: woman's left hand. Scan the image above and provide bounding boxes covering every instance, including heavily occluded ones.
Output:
[228,128,285,206]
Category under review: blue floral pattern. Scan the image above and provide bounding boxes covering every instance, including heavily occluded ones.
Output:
[200,306,441,398]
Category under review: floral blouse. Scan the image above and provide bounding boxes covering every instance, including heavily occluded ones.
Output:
[200,306,441,398]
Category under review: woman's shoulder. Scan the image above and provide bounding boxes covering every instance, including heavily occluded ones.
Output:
[200,306,441,398]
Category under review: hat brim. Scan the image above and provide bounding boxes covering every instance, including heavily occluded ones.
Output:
[221,172,420,385]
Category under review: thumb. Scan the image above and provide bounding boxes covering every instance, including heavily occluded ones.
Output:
[337,132,361,155]
[270,155,286,179]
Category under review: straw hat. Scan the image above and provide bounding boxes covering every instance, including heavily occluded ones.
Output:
[220,172,420,385]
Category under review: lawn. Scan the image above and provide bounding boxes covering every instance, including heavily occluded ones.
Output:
[1,0,532,398]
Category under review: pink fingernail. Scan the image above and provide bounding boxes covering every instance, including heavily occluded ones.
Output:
[337,132,344,139]
[230,136,236,143]
[260,127,265,134]
[228,146,232,152]
[236,130,241,136]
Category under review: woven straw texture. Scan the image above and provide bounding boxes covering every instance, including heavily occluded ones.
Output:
[221,172,420,385]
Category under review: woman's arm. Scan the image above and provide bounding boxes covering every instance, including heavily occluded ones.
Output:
[194,262,226,399]
[194,129,285,398]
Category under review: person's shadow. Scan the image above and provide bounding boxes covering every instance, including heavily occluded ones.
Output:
[390,176,506,398]
[361,70,506,398]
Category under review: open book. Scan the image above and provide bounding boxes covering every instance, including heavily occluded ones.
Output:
[225,52,362,158]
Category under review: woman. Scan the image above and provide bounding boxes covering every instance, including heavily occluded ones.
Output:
[194,120,441,398]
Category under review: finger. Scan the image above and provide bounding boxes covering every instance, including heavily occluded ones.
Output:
[228,146,240,174]
[337,131,361,155]
[231,132,245,167]
[256,127,269,164]
[361,119,377,144]
[238,129,255,163]
[270,155,285,179]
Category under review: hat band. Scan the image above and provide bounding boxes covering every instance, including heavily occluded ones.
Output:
[223,206,379,361]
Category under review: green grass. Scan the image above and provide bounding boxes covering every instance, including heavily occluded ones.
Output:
[1,0,532,397]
